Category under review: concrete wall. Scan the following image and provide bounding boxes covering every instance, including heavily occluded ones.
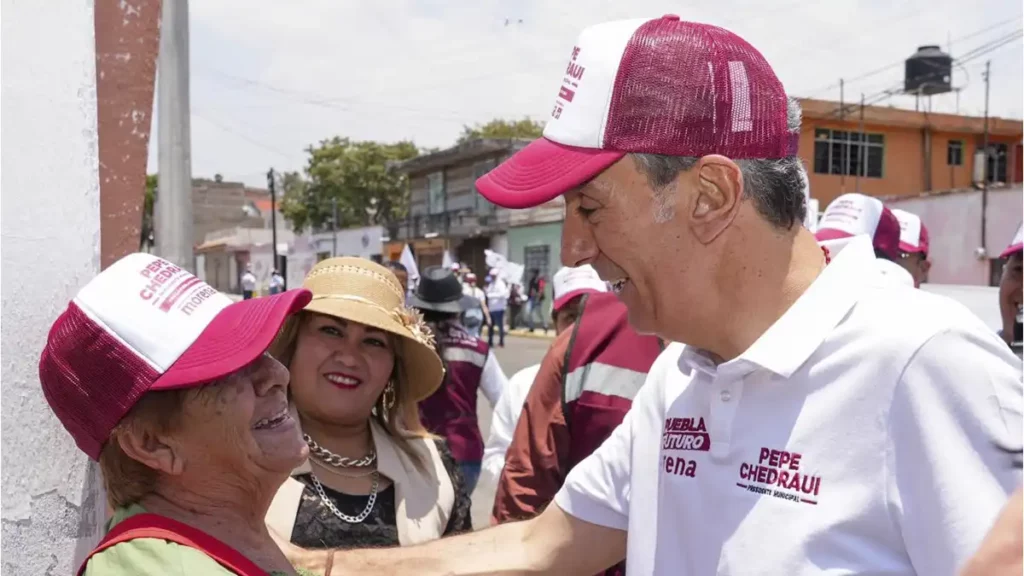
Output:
[1,0,108,573]
[888,187,1023,285]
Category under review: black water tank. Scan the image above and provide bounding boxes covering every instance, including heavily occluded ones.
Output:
[905,45,952,95]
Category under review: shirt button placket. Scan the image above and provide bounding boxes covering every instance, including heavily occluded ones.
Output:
[709,371,744,461]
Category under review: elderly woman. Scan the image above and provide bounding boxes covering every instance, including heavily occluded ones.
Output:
[39,253,313,576]
[265,257,471,552]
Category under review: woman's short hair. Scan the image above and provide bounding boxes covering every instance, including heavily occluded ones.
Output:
[98,388,191,509]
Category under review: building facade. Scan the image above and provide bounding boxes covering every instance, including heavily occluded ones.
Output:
[798,98,1023,207]
[392,139,533,277]
[191,177,267,246]
[885,185,1022,286]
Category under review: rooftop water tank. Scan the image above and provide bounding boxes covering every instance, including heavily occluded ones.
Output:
[904,45,952,95]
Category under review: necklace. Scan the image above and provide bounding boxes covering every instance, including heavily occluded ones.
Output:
[310,471,379,524]
[304,434,376,468]
[311,458,377,478]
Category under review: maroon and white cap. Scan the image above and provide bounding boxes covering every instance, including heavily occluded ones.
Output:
[891,208,930,256]
[475,16,797,209]
[552,265,607,312]
[38,253,311,460]
[1001,222,1023,259]
[815,193,901,261]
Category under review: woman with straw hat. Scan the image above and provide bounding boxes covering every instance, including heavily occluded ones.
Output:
[266,257,471,553]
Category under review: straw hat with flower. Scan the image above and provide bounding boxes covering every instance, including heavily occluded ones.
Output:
[297,257,445,402]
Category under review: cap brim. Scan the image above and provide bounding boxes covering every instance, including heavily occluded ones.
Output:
[1001,243,1023,259]
[814,228,854,242]
[898,241,926,254]
[153,289,312,390]
[553,288,604,312]
[475,138,625,209]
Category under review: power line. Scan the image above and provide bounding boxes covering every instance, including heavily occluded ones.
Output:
[192,109,295,160]
[801,14,1022,97]
[820,28,1022,119]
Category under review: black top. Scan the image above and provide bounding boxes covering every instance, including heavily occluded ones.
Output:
[289,439,473,550]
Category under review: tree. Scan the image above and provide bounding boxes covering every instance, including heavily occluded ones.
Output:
[279,137,419,234]
[457,117,543,144]
[141,174,157,251]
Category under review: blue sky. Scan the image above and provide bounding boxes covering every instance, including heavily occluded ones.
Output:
[148,0,1024,187]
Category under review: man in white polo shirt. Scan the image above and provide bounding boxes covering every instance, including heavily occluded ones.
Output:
[891,208,932,287]
[815,192,915,287]
[278,16,1022,576]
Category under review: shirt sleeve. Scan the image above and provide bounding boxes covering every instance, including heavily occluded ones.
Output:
[492,331,572,524]
[887,327,1024,576]
[479,351,507,406]
[483,385,517,478]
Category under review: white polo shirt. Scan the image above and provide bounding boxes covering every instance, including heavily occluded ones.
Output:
[554,236,1023,576]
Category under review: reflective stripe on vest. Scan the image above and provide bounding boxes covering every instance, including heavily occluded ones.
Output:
[564,361,648,404]
[443,346,487,367]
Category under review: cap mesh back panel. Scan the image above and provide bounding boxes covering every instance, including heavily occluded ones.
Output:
[605,19,794,159]
[38,302,159,459]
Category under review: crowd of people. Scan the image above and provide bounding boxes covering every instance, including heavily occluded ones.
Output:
[41,15,1022,576]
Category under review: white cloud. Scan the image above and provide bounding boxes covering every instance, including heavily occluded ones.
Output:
[150,0,1022,187]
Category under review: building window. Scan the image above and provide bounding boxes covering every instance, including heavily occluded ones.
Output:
[473,159,497,215]
[427,172,444,215]
[523,245,551,283]
[947,140,963,166]
[813,129,885,178]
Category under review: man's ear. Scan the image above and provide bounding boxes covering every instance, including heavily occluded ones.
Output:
[116,425,186,476]
[690,155,743,245]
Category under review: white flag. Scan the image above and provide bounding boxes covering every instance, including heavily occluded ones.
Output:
[400,244,419,283]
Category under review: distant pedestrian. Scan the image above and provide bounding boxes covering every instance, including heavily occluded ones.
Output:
[268,269,285,295]
[525,269,548,332]
[507,283,524,330]
[385,260,410,298]
[460,273,490,338]
[240,263,256,300]
[891,208,932,287]
[485,268,510,347]
[998,222,1022,352]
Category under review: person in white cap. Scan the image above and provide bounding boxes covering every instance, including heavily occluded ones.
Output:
[41,253,313,575]
[815,193,915,287]
[891,208,932,288]
[481,265,607,479]
[998,222,1022,351]
[485,267,511,347]
[277,17,1022,576]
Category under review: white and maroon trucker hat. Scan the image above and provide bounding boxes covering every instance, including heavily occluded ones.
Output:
[475,15,797,209]
[814,193,901,261]
[552,265,608,312]
[38,253,311,460]
[891,208,930,256]
[1001,222,1023,259]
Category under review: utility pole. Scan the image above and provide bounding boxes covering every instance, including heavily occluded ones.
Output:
[267,169,279,278]
[332,197,339,257]
[856,93,865,193]
[155,0,194,272]
[981,60,991,253]
[839,79,846,193]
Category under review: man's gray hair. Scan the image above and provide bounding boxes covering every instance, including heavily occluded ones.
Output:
[631,97,808,229]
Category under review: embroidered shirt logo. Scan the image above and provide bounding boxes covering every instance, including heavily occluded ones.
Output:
[736,447,822,505]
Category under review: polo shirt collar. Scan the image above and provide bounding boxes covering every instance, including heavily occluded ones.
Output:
[679,236,875,379]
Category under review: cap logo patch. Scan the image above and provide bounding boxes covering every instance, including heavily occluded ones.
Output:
[552,45,586,119]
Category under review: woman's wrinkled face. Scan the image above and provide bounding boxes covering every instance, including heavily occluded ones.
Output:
[289,314,396,427]
[170,354,305,479]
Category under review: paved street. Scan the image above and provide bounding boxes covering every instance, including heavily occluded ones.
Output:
[470,334,553,528]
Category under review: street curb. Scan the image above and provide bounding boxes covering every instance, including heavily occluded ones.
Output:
[506,329,557,341]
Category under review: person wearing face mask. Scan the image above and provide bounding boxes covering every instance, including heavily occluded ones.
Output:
[265,257,471,556]
[43,253,313,576]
